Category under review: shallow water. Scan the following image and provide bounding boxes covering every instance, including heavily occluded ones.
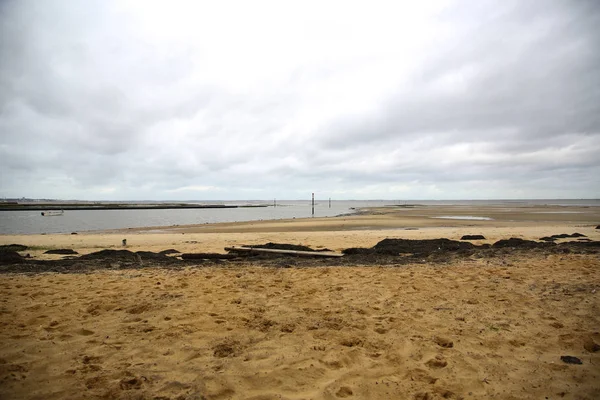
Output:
[432,216,493,221]
[0,200,384,234]
[1,199,597,235]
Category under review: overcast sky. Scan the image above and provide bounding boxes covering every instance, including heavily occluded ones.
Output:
[1,0,599,200]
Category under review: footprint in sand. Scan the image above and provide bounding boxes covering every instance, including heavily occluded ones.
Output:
[415,388,458,400]
[43,320,62,332]
[75,328,95,336]
[336,386,353,397]
[58,333,73,340]
[425,355,447,369]
[82,355,101,365]
[584,337,600,352]
[321,359,343,370]
[0,362,29,381]
[433,336,454,348]
[405,368,437,384]
[119,376,146,390]
[85,375,107,389]
[508,339,526,347]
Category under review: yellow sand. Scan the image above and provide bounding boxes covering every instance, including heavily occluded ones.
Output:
[1,205,599,399]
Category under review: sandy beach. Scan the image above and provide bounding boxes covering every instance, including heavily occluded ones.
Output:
[3,0,599,398]
[1,205,599,399]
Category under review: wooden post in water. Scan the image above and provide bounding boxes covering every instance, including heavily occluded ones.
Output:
[274,198,276,207]
[329,198,331,208]
[312,193,315,217]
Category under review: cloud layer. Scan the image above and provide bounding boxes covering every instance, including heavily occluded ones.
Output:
[1,0,599,200]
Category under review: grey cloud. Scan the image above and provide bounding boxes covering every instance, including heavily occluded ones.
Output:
[321,1,599,146]
[0,0,599,200]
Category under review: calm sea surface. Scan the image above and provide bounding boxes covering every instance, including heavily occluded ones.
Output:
[1,199,598,235]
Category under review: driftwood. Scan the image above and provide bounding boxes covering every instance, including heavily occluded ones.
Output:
[225,246,343,258]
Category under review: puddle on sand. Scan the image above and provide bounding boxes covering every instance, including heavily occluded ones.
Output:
[530,211,585,214]
[432,216,493,221]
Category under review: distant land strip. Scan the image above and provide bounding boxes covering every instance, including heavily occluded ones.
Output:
[0,203,269,211]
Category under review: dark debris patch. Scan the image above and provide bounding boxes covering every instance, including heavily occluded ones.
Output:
[44,249,78,255]
[0,249,187,273]
[342,237,599,264]
[375,238,476,255]
[78,249,174,263]
[541,233,587,240]
[242,242,317,252]
[1,238,600,273]
[0,244,28,252]
[181,253,238,260]
[560,356,583,365]
[345,238,476,257]
[78,249,139,261]
[158,249,180,255]
[493,238,549,249]
[0,251,25,264]
[460,235,486,240]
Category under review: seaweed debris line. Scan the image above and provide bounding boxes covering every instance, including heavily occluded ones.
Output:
[1,237,600,273]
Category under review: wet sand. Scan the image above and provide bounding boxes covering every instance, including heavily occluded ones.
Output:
[1,205,599,399]
[114,203,600,233]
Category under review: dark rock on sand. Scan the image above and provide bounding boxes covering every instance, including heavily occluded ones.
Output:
[0,244,28,252]
[460,235,486,240]
[539,237,557,242]
[560,356,582,365]
[44,249,79,255]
